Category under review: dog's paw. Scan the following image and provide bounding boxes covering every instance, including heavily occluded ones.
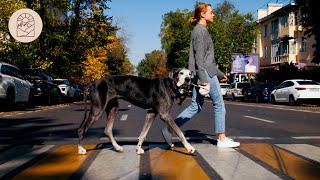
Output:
[115,146,124,152]
[188,146,196,154]
[78,145,87,155]
[136,148,144,155]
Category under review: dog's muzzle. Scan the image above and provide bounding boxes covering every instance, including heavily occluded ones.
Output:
[178,77,191,94]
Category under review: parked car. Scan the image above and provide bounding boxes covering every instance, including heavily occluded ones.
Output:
[244,83,276,103]
[0,62,33,110]
[225,82,251,101]
[53,79,76,101]
[32,80,62,105]
[21,68,61,105]
[20,68,54,81]
[270,79,320,106]
[73,84,85,100]
[220,83,229,99]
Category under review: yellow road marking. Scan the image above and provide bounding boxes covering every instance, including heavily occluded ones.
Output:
[240,144,320,180]
[149,147,210,180]
[12,144,95,180]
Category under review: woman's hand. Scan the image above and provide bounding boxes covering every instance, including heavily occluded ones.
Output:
[220,75,228,82]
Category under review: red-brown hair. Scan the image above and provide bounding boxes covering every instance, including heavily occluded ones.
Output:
[189,3,211,26]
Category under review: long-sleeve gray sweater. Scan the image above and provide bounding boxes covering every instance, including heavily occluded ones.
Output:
[188,24,224,84]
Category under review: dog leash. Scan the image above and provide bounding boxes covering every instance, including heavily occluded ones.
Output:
[191,83,207,89]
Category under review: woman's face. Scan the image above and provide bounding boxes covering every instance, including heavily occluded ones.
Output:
[248,58,253,64]
[202,6,215,23]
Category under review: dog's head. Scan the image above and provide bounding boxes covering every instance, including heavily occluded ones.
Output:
[169,68,193,104]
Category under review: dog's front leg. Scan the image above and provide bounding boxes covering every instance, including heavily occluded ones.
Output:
[161,114,195,154]
[136,109,157,155]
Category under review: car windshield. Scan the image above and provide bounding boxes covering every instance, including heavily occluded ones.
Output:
[296,80,319,85]
[261,84,276,89]
[22,69,40,76]
[238,83,251,88]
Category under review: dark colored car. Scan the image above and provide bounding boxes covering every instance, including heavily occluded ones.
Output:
[21,68,54,81]
[73,84,85,100]
[32,80,62,105]
[21,68,61,105]
[243,83,276,103]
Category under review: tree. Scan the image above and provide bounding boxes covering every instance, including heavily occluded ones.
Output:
[295,0,320,64]
[208,0,259,73]
[159,9,192,70]
[136,50,168,78]
[159,1,259,74]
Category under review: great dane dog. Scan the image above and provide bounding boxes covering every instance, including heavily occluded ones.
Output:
[78,68,195,155]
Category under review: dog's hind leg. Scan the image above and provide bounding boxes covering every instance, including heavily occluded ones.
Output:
[78,103,106,155]
[136,109,158,155]
[160,113,195,154]
[104,98,123,152]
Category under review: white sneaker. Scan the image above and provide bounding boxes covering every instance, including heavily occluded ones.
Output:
[217,137,240,148]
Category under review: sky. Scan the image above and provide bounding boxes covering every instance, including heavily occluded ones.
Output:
[106,0,292,66]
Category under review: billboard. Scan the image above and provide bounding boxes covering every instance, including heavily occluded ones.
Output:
[231,53,259,74]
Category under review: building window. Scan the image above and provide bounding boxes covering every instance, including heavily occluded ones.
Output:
[264,47,268,59]
[263,25,268,37]
[279,41,288,55]
[271,19,279,40]
[280,14,288,29]
[300,37,307,52]
[271,43,278,58]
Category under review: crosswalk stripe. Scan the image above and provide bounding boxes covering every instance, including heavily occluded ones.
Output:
[240,143,320,180]
[81,145,141,180]
[1,143,320,179]
[0,145,54,179]
[11,144,95,180]
[148,144,210,180]
[194,144,282,180]
[276,144,320,163]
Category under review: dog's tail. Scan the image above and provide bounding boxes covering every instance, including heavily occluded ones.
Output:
[82,83,93,121]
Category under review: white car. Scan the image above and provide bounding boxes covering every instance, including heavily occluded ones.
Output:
[225,82,251,101]
[220,83,229,99]
[270,79,320,105]
[53,79,75,98]
[0,62,33,109]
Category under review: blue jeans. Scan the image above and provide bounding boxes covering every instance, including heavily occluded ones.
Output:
[174,71,226,134]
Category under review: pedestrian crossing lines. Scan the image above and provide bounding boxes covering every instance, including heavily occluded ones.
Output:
[0,143,319,180]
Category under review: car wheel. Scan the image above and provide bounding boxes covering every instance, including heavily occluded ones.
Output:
[271,95,276,104]
[47,95,52,105]
[255,96,260,103]
[57,94,62,104]
[26,91,34,109]
[244,96,248,102]
[288,95,296,106]
[231,94,235,101]
[6,89,15,111]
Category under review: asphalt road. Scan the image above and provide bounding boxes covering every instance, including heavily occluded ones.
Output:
[1,99,320,179]
[1,98,320,145]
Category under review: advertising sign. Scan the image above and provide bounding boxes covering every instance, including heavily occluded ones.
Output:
[231,53,259,74]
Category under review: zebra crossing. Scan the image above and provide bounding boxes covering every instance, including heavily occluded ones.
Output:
[0,143,320,180]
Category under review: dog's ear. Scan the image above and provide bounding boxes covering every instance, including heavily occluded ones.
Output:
[168,68,180,80]
[190,70,194,79]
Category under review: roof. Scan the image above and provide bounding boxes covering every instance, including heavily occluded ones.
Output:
[0,62,18,68]
[257,2,296,23]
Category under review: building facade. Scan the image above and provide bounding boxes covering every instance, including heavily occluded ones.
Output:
[256,2,317,70]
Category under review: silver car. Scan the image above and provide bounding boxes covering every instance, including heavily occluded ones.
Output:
[0,62,33,110]
[225,82,251,101]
